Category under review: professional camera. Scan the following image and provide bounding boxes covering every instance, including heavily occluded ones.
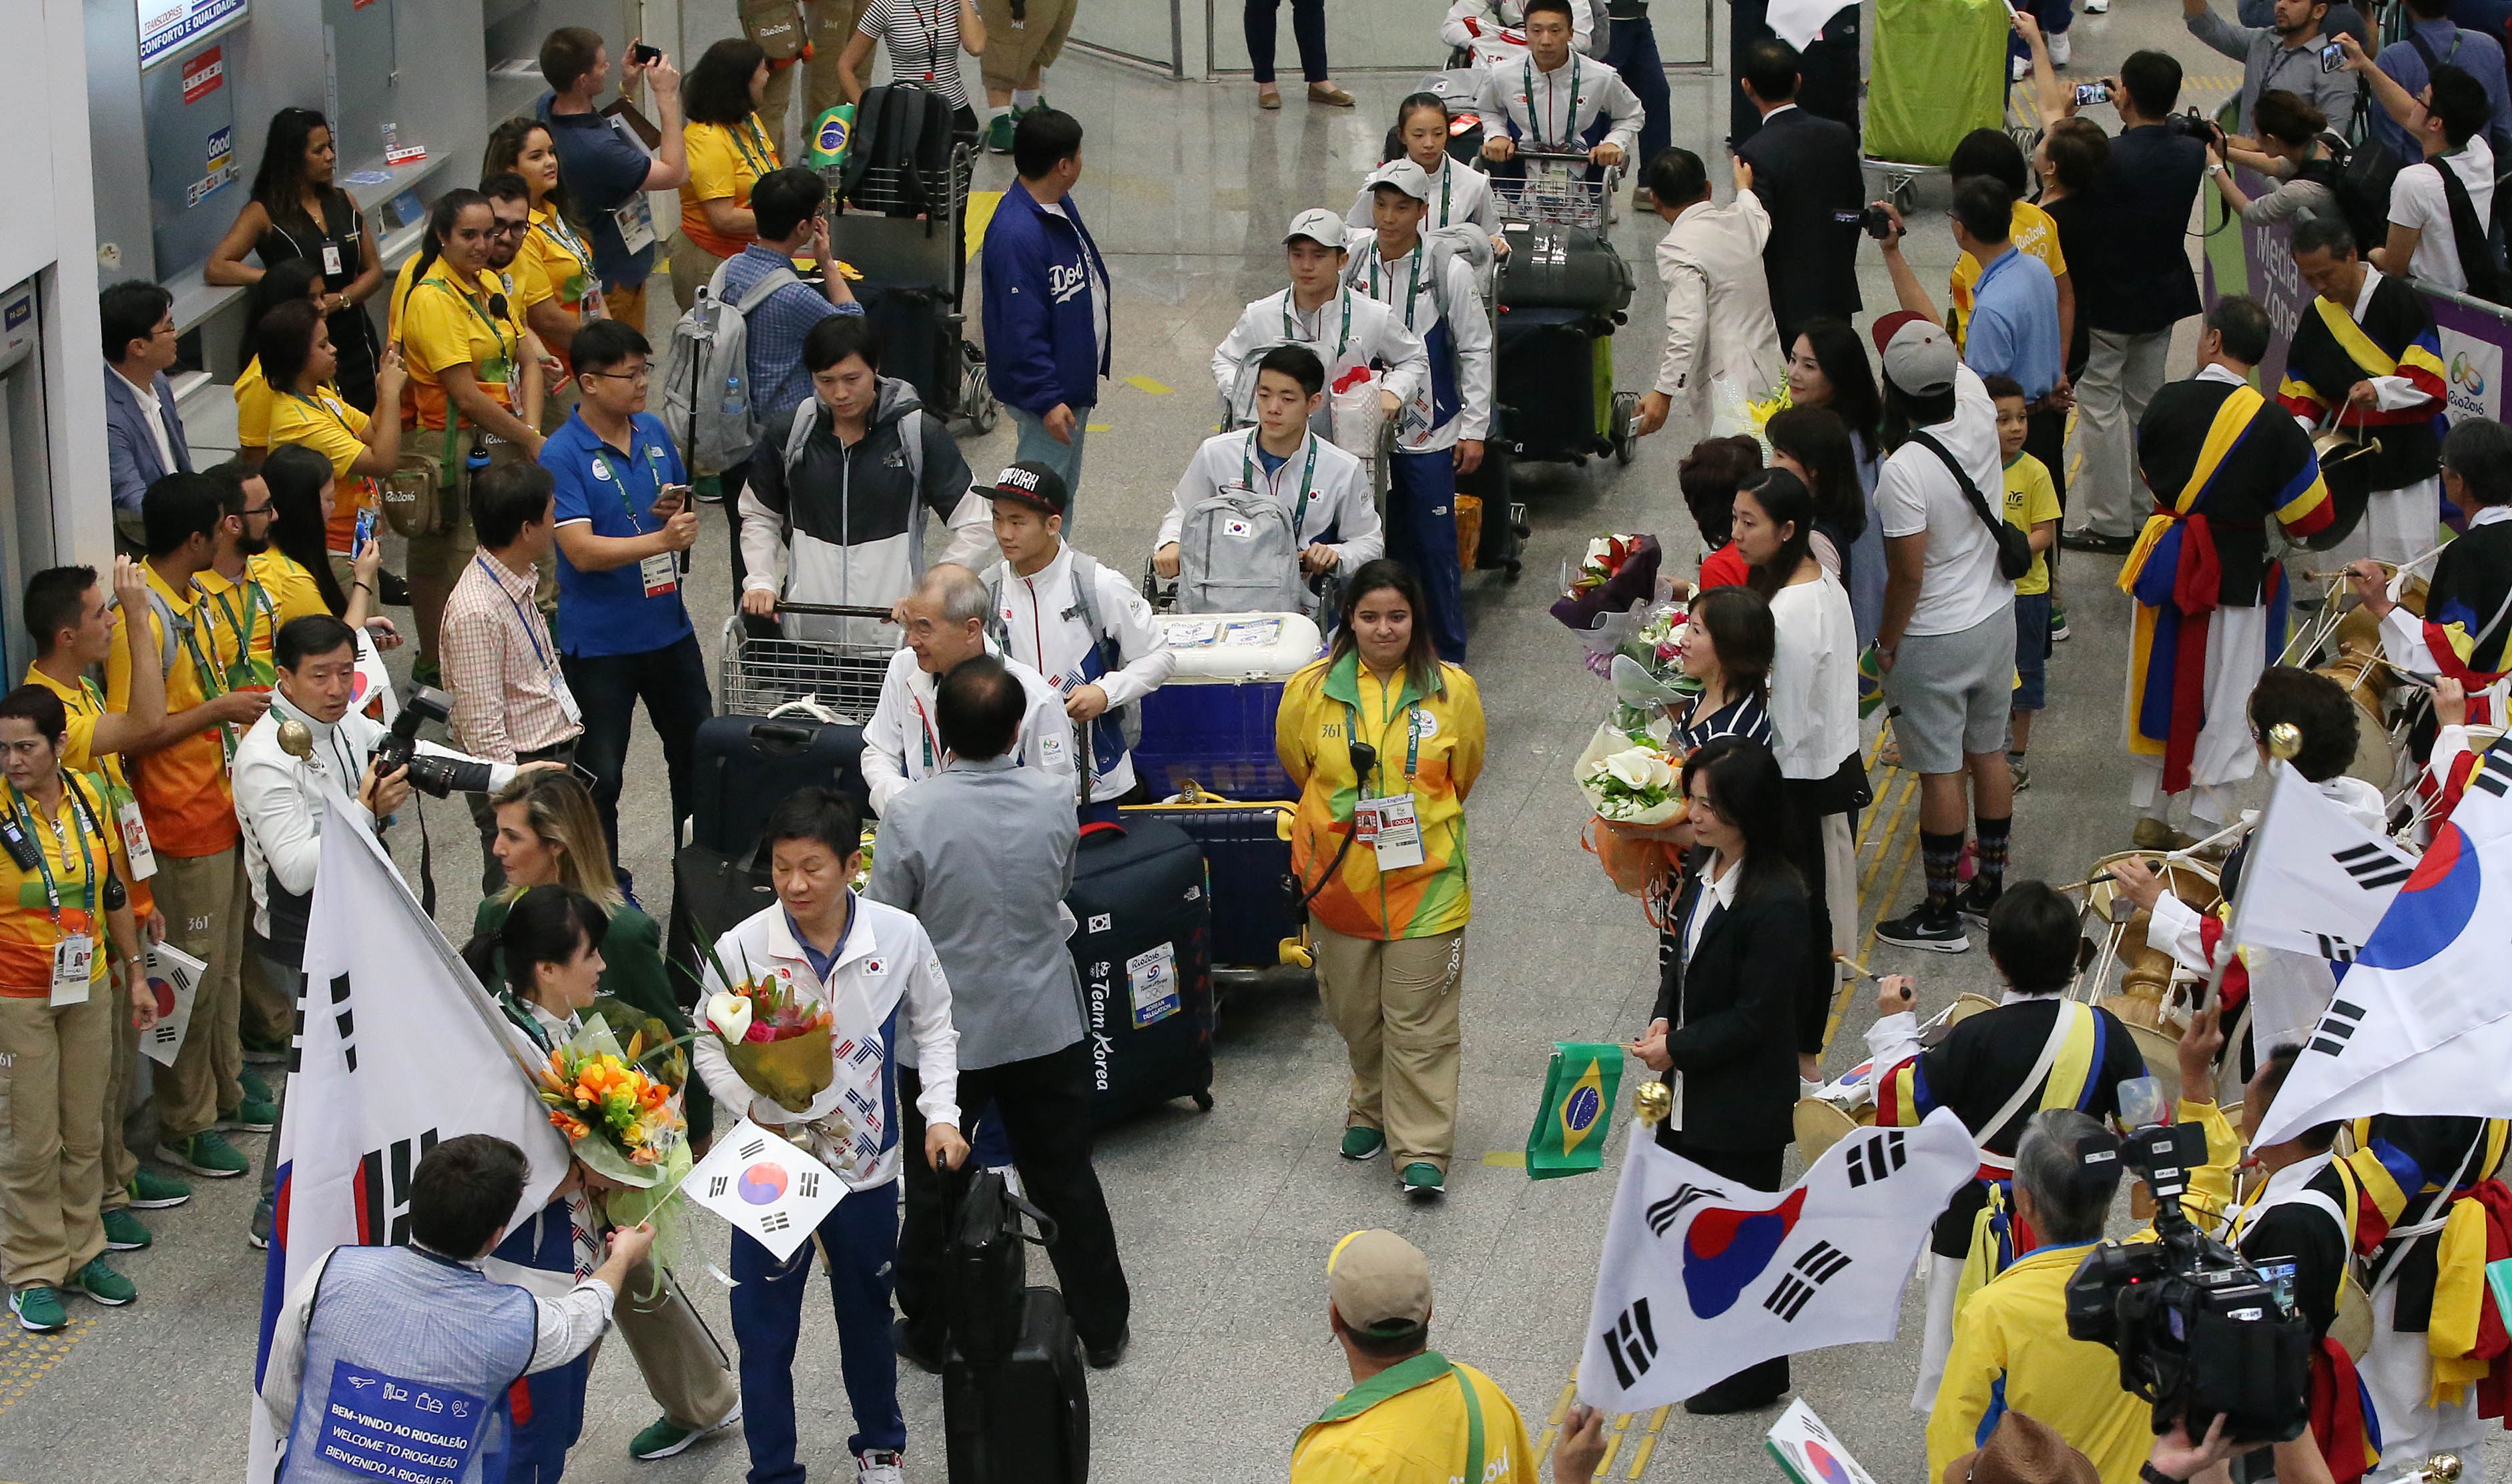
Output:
[2163,108,2224,145]
[370,686,493,801]
[2063,1120,2313,1445]
[1835,205,1899,241]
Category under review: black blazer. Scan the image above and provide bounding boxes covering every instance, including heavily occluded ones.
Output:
[1737,108,1865,342]
[2082,125,2205,336]
[1648,849,1806,1154]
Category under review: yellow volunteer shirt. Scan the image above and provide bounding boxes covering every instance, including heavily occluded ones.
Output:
[2001,451,2063,597]
[106,565,237,859]
[1290,1357,1538,1484]
[0,773,126,997]
[251,548,333,629]
[234,356,274,452]
[23,665,155,921]
[526,204,598,313]
[499,254,554,316]
[266,382,378,552]
[679,115,778,259]
[400,260,521,431]
[1951,201,2066,350]
[194,564,279,692]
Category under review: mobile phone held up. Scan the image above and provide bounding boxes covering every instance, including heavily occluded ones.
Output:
[2074,81,2111,107]
[628,41,663,66]
[2320,39,2344,71]
[353,507,377,559]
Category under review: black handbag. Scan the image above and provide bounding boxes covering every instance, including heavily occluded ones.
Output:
[1907,428,2036,583]
[945,1169,1060,1364]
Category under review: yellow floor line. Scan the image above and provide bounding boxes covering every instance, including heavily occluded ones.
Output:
[0,1317,95,1417]
[1858,775,1921,901]
[1125,374,1173,394]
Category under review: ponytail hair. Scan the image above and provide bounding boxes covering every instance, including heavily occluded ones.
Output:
[460,883,607,1007]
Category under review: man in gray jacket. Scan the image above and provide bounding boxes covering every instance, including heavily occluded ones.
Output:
[2185,0,2359,137]
[869,656,1131,1371]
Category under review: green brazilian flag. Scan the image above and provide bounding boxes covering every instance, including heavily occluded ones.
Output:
[1525,1042,1624,1180]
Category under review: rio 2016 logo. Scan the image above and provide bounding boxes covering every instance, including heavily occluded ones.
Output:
[2453,352,2489,396]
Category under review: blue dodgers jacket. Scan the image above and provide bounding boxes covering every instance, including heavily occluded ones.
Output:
[981,179,1111,416]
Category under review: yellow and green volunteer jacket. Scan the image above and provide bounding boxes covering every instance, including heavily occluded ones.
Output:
[1275,651,1485,942]
[1926,1241,2154,1484]
[1290,1351,1538,1484]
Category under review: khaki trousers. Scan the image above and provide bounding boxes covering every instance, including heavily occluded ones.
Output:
[602,280,650,344]
[745,0,868,155]
[1312,921,1465,1173]
[0,988,114,1288]
[667,233,732,316]
[98,982,144,1212]
[150,845,248,1141]
[615,1260,741,1429]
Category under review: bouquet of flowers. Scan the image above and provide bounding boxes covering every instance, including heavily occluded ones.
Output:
[1576,739,1687,825]
[1570,534,1649,596]
[698,944,836,1113]
[1711,376,1791,456]
[535,1017,686,1189]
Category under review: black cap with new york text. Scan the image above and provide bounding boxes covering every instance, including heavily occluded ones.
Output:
[988,460,1070,516]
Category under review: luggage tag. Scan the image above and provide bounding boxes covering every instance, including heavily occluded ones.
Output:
[51,933,93,1006]
[115,795,157,881]
[1358,793,1426,869]
[322,241,345,278]
[639,551,681,597]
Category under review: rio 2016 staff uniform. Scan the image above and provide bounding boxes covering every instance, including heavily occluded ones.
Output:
[1340,163,1493,663]
[1211,213,1433,440]
[860,644,1075,815]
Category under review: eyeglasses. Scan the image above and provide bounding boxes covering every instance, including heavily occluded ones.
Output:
[489,219,531,238]
[583,366,652,384]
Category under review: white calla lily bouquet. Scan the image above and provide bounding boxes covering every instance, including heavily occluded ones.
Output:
[1578,741,1686,824]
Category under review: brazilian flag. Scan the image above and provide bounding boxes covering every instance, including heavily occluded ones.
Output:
[1525,1042,1624,1180]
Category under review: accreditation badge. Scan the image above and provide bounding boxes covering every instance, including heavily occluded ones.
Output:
[639,552,680,598]
[51,932,93,1006]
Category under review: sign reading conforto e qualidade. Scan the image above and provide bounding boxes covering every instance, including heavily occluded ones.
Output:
[138,0,249,69]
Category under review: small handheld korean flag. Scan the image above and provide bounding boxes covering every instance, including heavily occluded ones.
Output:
[139,940,207,1068]
[1766,1401,1884,1484]
[685,1116,846,1261]
[1578,1106,1977,1411]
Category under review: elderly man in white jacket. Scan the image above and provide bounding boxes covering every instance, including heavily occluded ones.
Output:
[861,564,1076,815]
[1636,149,1783,441]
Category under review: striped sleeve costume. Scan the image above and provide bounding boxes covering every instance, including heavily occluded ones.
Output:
[2346,1116,2512,1455]
[2278,274,2447,496]
[2120,374,2335,793]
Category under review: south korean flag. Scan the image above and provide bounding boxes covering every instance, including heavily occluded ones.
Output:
[684,1116,847,1262]
[2228,761,2416,966]
[1578,1109,1978,1411]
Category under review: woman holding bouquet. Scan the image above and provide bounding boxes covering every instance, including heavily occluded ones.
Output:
[1630,735,1805,1413]
[1736,468,1863,1086]
[476,771,745,1463]
[1277,560,1486,1200]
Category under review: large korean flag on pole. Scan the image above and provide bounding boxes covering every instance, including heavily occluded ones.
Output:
[2254,744,2512,1148]
[246,793,567,1482]
[1578,1108,1978,1412]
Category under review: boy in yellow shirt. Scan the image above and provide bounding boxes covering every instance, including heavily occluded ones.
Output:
[1989,375,2061,789]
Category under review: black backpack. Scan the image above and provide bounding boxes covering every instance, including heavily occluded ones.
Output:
[2314,137,2404,264]
[840,81,955,218]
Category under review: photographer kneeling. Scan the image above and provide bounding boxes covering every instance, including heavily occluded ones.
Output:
[234,613,527,1242]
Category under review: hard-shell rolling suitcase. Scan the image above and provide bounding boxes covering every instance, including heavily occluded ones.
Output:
[943,1286,1090,1484]
[854,280,958,412]
[1120,793,1301,974]
[1492,308,1611,462]
[1066,819,1215,1126]
[1493,221,1634,316]
[689,713,868,857]
[1129,612,1323,800]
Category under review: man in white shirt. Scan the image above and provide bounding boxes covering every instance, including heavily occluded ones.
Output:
[1155,344,1383,615]
[1867,312,2018,955]
[861,563,1075,815]
[1211,210,1432,435]
[2365,54,2499,292]
[1634,148,1782,443]
[99,281,194,551]
[980,462,1177,819]
[258,1135,656,1473]
[1474,0,1644,173]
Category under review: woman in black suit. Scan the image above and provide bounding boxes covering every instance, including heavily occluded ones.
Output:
[1630,733,1806,1415]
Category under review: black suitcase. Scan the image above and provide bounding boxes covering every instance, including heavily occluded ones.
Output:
[689,714,868,857]
[1494,221,1634,316]
[1458,441,1525,575]
[943,1286,1090,1484]
[853,281,958,412]
[663,843,780,1006]
[1119,800,1299,972]
[1066,819,1215,1126]
[1493,308,1610,462]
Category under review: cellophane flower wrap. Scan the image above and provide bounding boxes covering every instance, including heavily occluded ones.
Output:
[1571,534,1647,595]
[698,939,835,1113]
[535,1016,687,1190]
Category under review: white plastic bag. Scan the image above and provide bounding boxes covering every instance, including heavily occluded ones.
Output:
[1329,368,1385,458]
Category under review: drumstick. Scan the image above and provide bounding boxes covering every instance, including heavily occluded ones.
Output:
[2375,657,2438,689]
[1832,951,1881,983]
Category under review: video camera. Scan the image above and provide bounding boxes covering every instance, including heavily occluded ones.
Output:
[2063,1118,2313,1445]
[371,687,493,801]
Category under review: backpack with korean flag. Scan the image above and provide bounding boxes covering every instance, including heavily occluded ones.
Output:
[1177,482,1304,615]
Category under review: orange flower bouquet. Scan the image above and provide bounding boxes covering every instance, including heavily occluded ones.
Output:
[535,1017,687,1190]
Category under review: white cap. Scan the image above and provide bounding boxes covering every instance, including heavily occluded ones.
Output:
[1285,208,1351,248]
[1363,159,1434,202]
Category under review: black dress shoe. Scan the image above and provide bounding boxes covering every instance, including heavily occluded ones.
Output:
[1681,1376,1787,1415]
[1084,1327,1130,1369]
[378,569,412,606]
[2058,528,2136,556]
[891,1317,944,1376]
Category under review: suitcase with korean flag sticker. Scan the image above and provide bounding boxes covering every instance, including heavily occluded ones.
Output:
[1064,818,1215,1128]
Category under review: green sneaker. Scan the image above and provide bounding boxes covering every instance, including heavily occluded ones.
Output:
[101,1208,152,1252]
[240,1066,277,1104]
[1399,1162,1447,1197]
[125,1168,193,1208]
[157,1131,250,1178]
[71,1258,135,1307]
[2050,601,2072,642]
[1339,1126,1385,1161]
[217,1097,279,1133]
[412,657,442,688]
[629,1402,742,1461]
[10,1285,65,1332]
[984,111,1015,154]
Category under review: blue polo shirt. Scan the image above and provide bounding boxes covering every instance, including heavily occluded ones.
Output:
[537,93,659,290]
[541,410,695,659]
[1965,247,2063,404]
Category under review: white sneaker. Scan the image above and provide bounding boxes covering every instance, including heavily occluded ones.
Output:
[2011,52,2029,81]
[857,1451,905,1484]
[2084,0,2108,13]
[2049,31,2072,65]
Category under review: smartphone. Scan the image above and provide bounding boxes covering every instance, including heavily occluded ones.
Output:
[2320,39,2344,71]
[2074,81,2111,107]
[352,507,377,559]
[655,482,691,511]
[628,41,662,66]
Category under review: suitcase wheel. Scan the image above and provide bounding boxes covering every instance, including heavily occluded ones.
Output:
[1193,1091,1215,1112]
[1610,390,1641,467]
[960,344,1000,435]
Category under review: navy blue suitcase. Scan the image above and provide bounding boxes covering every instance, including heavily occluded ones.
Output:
[1066,819,1215,1126]
[688,714,868,857]
[1119,799,1301,973]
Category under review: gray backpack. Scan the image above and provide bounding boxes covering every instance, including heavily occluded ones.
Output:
[659,257,800,474]
[1177,484,1306,615]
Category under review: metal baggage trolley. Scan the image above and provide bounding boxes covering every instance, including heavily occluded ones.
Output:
[718,602,898,725]
[1489,148,1642,468]
[822,117,998,434]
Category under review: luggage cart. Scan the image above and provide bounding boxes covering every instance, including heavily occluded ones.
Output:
[824,134,998,435]
[718,602,896,724]
[1862,0,2009,209]
[1489,149,1642,469]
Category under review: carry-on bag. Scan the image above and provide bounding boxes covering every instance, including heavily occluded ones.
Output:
[942,1287,1090,1484]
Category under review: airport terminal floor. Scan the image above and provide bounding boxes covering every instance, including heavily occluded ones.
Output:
[14,6,2509,1481]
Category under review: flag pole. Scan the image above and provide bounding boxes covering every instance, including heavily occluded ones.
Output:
[2192,725,2303,1100]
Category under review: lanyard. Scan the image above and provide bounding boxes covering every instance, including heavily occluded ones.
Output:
[477,556,557,674]
[534,213,591,272]
[1524,55,1581,147]
[286,387,359,440]
[432,277,514,372]
[1435,161,1452,226]
[1366,240,1427,330]
[9,778,96,927]
[590,441,669,527]
[729,117,775,178]
[204,576,266,669]
[1282,290,1355,361]
[1242,430,1321,535]
[912,692,942,771]
[912,0,946,79]
[1343,690,1422,790]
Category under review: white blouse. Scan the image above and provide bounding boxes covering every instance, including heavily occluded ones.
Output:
[1767,569,1861,781]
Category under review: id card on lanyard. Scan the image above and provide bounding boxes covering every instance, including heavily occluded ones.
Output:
[172,610,243,772]
[1523,55,1582,149]
[481,556,585,725]
[9,781,99,1005]
[1346,698,1427,870]
[79,680,156,881]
